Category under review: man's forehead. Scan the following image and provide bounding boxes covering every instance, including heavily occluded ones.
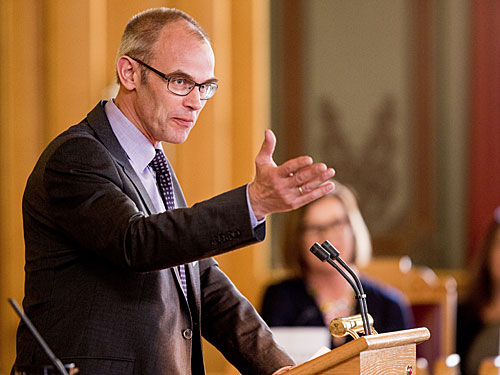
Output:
[153,22,212,61]
[158,20,209,46]
[151,21,215,80]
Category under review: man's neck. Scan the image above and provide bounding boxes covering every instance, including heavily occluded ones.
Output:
[114,90,158,147]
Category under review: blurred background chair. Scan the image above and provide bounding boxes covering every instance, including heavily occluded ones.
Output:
[479,356,500,375]
[433,354,461,375]
[360,256,458,374]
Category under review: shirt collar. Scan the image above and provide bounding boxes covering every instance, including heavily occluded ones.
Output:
[105,99,164,171]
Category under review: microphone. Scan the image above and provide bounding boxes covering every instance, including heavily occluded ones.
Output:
[309,242,372,335]
[8,298,70,375]
[321,240,372,335]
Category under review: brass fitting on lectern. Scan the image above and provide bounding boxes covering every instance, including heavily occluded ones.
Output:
[329,313,377,339]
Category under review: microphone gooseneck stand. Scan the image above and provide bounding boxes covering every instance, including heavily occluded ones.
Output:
[309,242,372,336]
[8,298,70,375]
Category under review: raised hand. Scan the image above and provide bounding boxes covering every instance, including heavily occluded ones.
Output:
[248,129,335,220]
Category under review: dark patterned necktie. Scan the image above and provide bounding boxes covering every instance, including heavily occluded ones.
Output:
[149,149,188,296]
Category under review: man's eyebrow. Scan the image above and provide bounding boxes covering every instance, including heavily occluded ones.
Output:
[167,70,219,83]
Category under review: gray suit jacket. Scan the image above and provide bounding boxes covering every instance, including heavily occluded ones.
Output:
[14,102,293,375]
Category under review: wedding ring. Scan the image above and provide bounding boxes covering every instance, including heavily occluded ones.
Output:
[298,186,304,195]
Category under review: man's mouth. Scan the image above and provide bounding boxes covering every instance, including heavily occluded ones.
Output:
[173,117,195,127]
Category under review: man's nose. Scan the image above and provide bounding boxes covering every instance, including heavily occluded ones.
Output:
[183,87,203,110]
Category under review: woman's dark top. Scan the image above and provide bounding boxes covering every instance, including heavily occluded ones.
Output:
[261,277,414,348]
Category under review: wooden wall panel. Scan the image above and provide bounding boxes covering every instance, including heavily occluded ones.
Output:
[42,0,93,140]
[0,1,44,372]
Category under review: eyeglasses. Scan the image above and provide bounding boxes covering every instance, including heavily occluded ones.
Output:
[302,217,350,236]
[130,57,218,100]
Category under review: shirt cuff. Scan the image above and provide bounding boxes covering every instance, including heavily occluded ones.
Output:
[246,184,266,228]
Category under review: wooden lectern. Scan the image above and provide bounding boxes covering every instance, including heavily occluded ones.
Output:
[284,328,430,375]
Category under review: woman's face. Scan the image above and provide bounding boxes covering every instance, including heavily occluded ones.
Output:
[301,196,355,273]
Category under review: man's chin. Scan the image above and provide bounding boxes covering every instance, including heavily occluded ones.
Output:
[164,129,192,144]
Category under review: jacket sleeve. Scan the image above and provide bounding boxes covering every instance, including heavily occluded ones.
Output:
[25,132,263,272]
[199,260,295,375]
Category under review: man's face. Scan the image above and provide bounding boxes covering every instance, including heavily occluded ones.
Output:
[133,22,216,145]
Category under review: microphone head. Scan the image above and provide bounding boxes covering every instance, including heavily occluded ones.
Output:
[309,242,330,262]
[321,240,340,259]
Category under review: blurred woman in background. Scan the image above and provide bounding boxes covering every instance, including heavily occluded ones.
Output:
[457,206,500,375]
[261,180,413,348]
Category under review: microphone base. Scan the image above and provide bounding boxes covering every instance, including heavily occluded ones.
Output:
[329,313,378,339]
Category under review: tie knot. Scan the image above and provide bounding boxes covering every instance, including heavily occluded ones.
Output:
[149,149,169,174]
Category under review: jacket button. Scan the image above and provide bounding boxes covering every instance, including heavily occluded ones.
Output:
[182,328,193,340]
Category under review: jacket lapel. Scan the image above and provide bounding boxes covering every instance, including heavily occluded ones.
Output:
[86,101,156,215]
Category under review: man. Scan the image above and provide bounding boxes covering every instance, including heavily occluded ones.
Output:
[14,8,334,375]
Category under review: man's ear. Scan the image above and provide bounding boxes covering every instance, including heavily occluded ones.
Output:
[116,56,140,90]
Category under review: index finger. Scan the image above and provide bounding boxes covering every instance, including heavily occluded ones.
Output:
[278,156,313,178]
[295,180,335,207]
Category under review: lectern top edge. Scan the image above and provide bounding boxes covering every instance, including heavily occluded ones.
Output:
[363,327,430,350]
[284,327,430,375]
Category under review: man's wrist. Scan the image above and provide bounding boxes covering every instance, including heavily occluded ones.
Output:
[246,183,266,224]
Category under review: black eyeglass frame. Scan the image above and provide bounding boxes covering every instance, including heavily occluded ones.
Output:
[129,56,218,100]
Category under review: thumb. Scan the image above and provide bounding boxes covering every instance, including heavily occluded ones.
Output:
[256,129,276,165]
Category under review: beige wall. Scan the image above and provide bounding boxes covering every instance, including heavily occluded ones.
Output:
[0,1,271,374]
